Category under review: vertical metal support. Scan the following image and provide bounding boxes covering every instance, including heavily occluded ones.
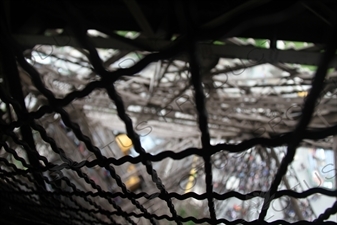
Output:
[123,0,155,37]
[270,38,277,49]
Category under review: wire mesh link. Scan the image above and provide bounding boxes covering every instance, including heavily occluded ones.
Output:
[188,40,216,222]
[32,3,184,224]
[0,158,119,225]
[0,176,98,225]
[258,24,337,221]
[0,2,337,225]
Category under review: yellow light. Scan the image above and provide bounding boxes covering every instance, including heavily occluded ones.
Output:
[298,91,308,97]
[115,134,133,154]
[185,156,198,193]
[125,176,140,191]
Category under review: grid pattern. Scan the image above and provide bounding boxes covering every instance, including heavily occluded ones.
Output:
[1,2,337,225]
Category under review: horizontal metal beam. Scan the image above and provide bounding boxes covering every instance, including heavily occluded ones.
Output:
[14,35,337,66]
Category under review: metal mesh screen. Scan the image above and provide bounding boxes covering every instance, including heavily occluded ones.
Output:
[1,2,337,225]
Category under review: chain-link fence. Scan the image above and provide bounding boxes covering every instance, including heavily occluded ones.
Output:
[1,1,337,225]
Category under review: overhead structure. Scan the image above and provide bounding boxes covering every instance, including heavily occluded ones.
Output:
[0,1,337,224]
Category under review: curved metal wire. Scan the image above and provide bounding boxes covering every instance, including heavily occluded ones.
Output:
[0,1,336,224]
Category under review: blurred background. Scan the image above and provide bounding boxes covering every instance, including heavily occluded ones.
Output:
[1,1,337,224]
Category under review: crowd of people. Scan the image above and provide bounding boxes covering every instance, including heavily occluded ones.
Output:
[211,148,313,221]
